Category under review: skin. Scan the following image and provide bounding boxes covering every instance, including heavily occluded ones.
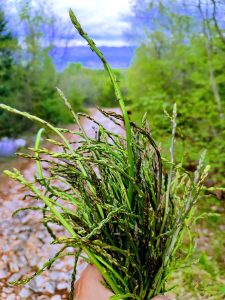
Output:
[74,264,170,300]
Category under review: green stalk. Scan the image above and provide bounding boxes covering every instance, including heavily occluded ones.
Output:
[56,87,105,218]
[34,128,45,180]
[158,104,177,241]
[69,9,135,205]
[4,169,122,295]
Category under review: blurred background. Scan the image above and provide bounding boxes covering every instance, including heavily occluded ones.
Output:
[0,0,224,299]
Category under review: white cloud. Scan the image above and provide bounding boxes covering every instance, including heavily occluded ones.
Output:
[52,0,135,46]
[55,38,132,47]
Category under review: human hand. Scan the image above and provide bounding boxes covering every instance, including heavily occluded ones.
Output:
[74,264,170,300]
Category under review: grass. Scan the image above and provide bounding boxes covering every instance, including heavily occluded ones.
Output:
[0,9,211,300]
[166,195,225,300]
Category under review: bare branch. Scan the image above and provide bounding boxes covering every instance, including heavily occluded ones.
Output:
[211,0,225,45]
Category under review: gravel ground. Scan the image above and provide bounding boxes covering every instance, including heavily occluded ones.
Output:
[0,108,122,299]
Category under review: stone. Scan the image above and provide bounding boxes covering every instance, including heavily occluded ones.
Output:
[2,287,14,294]
[19,287,32,298]
[8,273,20,282]
[9,255,20,272]
[34,274,45,288]
[56,281,68,290]
[44,282,55,294]
[51,296,61,300]
[54,261,64,270]
[0,269,8,279]
[6,294,16,300]
[50,271,68,281]
[2,244,10,252]
[28,255,39,267]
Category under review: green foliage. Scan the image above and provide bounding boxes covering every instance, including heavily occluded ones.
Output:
[14,1,72,126]
[0,2,73,138]
[58,63,124,109]
[127,0,225,181]
[0,1,125,138]
[0,10,16,96]
[0,8,29,137]
[166,195,225,299]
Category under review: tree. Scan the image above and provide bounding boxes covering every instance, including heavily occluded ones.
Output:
[58,63,124,109]
[0,10,16,97]
[211,0,225,45]
[0,8,28,137]
[127,0,225,173]
[197,0,224,120]
[12,0,72,125]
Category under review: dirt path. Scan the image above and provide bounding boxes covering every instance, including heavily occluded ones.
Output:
[0,108,122,300]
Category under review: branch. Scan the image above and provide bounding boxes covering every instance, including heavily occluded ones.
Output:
[211,0,225,45]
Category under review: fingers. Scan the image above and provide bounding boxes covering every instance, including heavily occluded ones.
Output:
[74,264,170,300]
[74,264,114,300]
[151,296,171,300]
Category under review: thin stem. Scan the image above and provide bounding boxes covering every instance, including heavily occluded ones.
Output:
[69,9,135,205]
[34,128,45,179]
[160,103,177,235]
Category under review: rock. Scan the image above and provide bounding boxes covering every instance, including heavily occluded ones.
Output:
[28,255,39,267]
[51,296,61,300]
[8,267,30,283]
[29,275,45,291]
[19,287,32,298]
[1,244,10,252]
[6,294,16,300]
[8,274,19,282]
[54,261,65,270]
[50,271,68,281]
[9,255,20,272]
[44,282,56,294]
[56,281,68,290]
[2,287,14,294]
[0,269,8,279]
[17,254,27,268]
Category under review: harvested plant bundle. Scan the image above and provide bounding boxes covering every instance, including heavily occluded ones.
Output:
[0,9,209,300]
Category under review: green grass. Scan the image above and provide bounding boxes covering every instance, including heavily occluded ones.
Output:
[166,196,225,299]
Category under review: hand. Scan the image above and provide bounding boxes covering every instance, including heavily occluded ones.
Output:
[74,264,170,300]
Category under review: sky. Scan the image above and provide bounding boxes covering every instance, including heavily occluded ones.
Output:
[2,0,138,69]
[3,0,136,47]
[50,0,135,47]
